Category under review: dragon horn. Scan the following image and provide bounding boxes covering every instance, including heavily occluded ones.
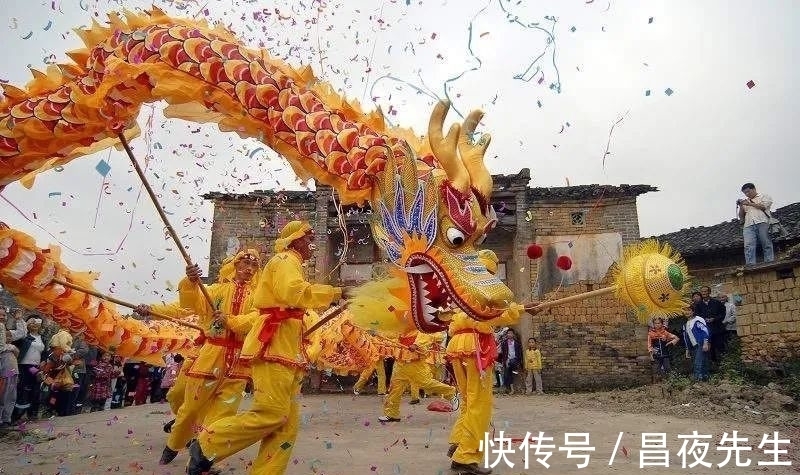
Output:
[427,100,470,193]
[458,109,493,200]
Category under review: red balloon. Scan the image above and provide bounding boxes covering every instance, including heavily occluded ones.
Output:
[527,244,543,259]
[556,255,573,271]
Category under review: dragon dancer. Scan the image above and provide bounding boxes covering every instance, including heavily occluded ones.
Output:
[353,356,387,396]
[133,301,198,432]
[187,220,343,475]
[378,330,459,423]
[144,249,261,466]
[410,330,446,403]
[445,250,539,475]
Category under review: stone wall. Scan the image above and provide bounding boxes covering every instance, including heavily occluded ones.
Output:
[729,259,800,365]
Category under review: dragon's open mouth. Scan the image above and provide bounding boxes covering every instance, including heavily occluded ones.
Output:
[405,253,497,333]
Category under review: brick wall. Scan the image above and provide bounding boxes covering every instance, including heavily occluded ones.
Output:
[526,277,651,391]
[518,197,651,391]
[729,259,800,365]
[205,182,654,391]
[207,197,317,279]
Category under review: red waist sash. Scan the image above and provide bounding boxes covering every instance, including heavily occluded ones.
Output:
[258,308,305,345]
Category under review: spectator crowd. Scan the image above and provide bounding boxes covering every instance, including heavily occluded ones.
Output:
[0,307,182,426]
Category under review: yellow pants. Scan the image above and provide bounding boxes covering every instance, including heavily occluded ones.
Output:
[448,359,494,465]
[165,358,194,416]
[198,362,303,475]
[384,360,455,419]
[353,359,386,394]
[411,363,441,398]
[166,375,245,452]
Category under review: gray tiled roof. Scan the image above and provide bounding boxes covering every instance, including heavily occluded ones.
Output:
[652,203,800,256]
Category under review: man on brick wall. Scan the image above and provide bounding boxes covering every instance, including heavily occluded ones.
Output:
[737,182,775,265]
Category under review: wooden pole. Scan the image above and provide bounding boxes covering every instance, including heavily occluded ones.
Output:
[524,286,616,312]
[116,131,215,310]
[303,304,348,337]
[52,278,204,332]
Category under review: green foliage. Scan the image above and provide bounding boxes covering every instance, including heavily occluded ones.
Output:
[779,359,800,400]
[716,335,799,399]
[665,373,692,392]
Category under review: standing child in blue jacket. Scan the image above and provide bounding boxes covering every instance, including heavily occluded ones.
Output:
[683,306,710,381]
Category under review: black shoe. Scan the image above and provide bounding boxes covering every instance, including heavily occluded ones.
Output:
[447,443,458,458]
[186,440,214,475]
[163,419,175,433]
[409,399,420,405]
[159,446,178,465]
[451,461,492,475]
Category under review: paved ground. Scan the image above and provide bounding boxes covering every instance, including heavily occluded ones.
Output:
[0,392,795,475]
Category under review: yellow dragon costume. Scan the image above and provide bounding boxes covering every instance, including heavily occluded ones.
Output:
[0,8,517,351]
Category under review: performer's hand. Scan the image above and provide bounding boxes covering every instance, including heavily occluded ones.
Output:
[211,309,225,329]
[134,304,151,316]
[526,302,544,315]
[186,263,202,283]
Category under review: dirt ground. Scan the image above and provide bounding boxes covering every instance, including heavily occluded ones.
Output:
[0,389,796,475]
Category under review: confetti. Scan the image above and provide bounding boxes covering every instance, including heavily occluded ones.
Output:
[95,159,111,177]
[645,89,651,96]
[664,88,674,96]
[746,80,756,89]
[43,20,53,31]
[648,17,654,24]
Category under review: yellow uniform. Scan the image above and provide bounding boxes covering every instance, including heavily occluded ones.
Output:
[164,275,255,453]
[446,306,523,466]
[411,331,446,399]
[353,357,387,395]
[382,331,457,420]
[145,300,198,418]
[194,222,340,475]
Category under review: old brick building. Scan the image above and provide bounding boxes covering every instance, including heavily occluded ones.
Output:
[721,258,800,366]
[653,204,800,371]
[653,202,800,284]
[203,169,657,391]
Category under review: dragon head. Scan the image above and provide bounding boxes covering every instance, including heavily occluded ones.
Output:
[367,101,515,333]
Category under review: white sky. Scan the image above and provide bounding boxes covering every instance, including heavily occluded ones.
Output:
[1,0,797,304]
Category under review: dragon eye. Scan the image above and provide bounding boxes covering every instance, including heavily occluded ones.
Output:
[445,228,466,246]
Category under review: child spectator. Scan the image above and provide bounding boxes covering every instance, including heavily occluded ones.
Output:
[523,337,543,394]
[88,352,116,412]
[109,355,126,409]
[133,363,152,405]
[41,345,76,416]
[160,354,184,399]
[647,318,679,380]
[683,306,710,382]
